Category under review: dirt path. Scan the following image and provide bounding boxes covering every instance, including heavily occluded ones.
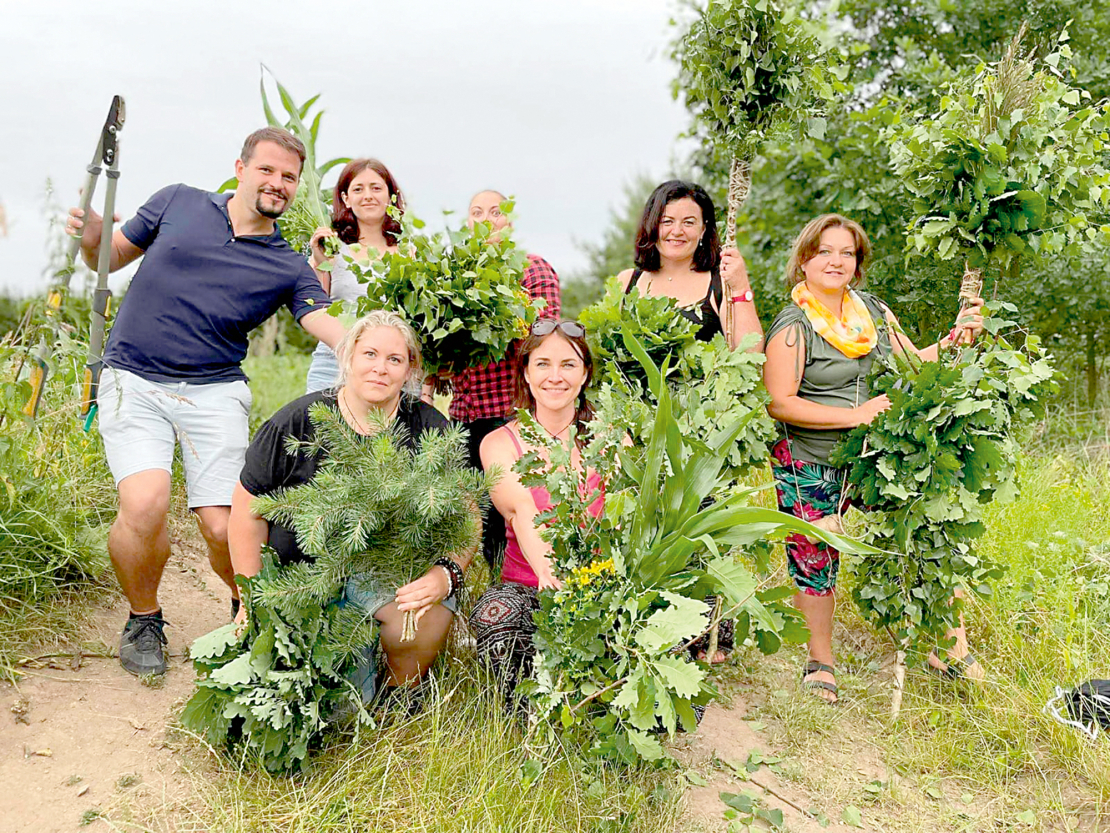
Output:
[674,698,861,833]
[0,528,228,833]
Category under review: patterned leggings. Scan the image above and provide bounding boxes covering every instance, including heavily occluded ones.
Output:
[469,581,539,706]
[770,438,851,596]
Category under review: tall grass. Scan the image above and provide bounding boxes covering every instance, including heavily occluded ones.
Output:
[0,339,117,678]
[188,659,681,833]
[243,352,312,430]
[888,452,1110,798]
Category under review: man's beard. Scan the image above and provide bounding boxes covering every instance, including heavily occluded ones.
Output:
[255,191,288,220]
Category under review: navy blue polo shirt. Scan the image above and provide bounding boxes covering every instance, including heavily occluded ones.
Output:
[103,184,330,383]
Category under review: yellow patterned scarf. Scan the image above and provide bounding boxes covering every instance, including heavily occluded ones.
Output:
[791,283,877,358]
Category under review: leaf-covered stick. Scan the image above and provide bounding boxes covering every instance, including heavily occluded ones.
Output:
[888,25,1110,300]
[672,0,839,248]
[828,305,1059,661]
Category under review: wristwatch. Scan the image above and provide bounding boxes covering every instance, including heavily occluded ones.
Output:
[730,290,754,303]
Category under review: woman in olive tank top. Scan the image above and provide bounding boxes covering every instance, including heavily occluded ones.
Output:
[764,214,986,703]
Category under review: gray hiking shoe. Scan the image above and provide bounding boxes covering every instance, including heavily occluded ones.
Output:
[119,613,168,676]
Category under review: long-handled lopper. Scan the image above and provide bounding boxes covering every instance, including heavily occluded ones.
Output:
[22,95,125,426]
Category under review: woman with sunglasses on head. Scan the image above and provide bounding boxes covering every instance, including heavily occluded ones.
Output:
[305,158,405,394]
[763,214,985,704]
[618,180,764,351]
[468,319,602,707]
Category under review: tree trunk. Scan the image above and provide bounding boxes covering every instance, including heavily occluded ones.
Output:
[251,315,280,358]
[1088,329,1098,409]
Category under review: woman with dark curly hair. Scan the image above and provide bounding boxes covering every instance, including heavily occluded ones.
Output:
[305,158,405,393]
[618,179,763,351]
[618,179,765,664]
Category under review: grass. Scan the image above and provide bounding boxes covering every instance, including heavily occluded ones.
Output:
[243,351,313,430]
[1,343,118,680]
[12,349,1107,831]
[186,657,682,833]
[712,446,1110,831]
[885,452,1110,811]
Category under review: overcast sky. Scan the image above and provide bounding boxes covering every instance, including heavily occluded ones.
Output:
[0,0,691,297]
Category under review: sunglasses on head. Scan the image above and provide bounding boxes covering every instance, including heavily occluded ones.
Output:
[531,319,586,338]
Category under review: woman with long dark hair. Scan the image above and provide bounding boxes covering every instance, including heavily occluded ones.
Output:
[618,179,763,350]
[468,319,601,705]
[305,158,405,393]
[618,180,764,664]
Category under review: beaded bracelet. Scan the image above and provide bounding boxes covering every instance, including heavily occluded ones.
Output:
[434,557,466,600]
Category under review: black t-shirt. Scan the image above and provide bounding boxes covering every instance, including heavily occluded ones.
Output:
[240,391,451,565]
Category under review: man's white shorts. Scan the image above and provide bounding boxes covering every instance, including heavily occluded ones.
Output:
[97,366,252,508]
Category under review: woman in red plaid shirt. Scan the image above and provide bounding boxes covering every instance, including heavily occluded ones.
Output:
[448,190,562,568]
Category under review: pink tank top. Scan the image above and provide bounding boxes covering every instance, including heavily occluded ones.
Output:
[499,426,604,587]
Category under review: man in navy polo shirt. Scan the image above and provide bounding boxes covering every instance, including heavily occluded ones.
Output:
[66,127,345,677]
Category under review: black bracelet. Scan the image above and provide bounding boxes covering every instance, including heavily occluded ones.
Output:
[434,557,466,599]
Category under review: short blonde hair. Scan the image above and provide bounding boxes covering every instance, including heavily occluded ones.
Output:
[785,214,872,289]
[334,310,423,391]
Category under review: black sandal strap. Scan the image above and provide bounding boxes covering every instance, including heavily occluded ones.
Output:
[929,650,979,679]
[802,660,835,678]
[804,680,839,695]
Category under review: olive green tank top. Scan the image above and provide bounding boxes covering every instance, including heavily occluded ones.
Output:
[765,291,893,466]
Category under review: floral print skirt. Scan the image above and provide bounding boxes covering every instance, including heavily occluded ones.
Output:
[770,438,851,596]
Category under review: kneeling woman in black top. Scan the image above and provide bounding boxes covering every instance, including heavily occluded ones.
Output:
[228,310,473,697]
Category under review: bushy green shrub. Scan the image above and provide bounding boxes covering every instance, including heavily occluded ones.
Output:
[0,329,115,674]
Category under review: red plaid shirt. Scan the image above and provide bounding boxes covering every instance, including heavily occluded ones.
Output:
[449,253,561,422]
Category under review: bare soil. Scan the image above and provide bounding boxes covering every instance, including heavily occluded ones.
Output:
[0,528,226,833]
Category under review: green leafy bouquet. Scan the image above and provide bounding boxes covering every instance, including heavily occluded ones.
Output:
[829,307,1057,653]
[580,277,775,482]
[522,331,873,763]
[181,404,487,772]
[671,0,840,245]
[351,208,546,376]
[888,27,1110,273]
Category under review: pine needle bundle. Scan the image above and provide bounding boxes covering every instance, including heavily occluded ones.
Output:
[182,402,489,772]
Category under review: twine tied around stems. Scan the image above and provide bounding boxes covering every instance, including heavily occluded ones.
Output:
[722,157,751,252]
[959,263,983,310]
[947,262,985,350]
[400,610,418,643]
[720,156,753,356]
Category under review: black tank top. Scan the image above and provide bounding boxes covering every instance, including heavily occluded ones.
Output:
[624,268,724,343]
